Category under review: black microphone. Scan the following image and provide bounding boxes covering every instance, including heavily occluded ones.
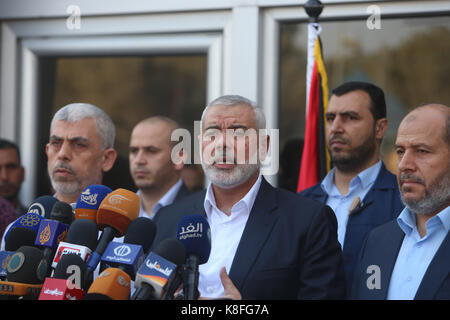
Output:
[0,246,47,299]
[34,201,73,276]
[1,227,38,280]
[131,238,186,300]
[100,217,157,279]
[51,218,98,274]
[124,217,157,255]
[177,214,211,300]
[39,253,87,300]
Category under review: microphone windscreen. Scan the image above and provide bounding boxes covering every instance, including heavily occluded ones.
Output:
[27,195,58,218]
[50,201,74,225]
[154,239,186,267]
[96,188,139,237]
[53,253,87,290]
[4,227,37,251]
[66,219,98,251]
[6,246,47,284]
[87,268,131,300]
[123,217,156,254]
[75,185,112,222]
[177,214,211,264]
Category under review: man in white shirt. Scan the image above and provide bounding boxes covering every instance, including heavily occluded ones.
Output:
[129,116,192,220]
[153,95,346,300]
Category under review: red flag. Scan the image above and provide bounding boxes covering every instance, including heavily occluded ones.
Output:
[297,23,330,193]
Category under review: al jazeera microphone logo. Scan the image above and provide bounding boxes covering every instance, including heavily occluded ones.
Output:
[39,223,52,245]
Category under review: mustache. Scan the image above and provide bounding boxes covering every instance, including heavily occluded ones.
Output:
[399,173,426,186]
[132,166,151,174]
[328,134,350,145]
[52,162,77,175]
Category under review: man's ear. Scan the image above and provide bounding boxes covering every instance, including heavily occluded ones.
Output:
[102,148,118,173]
[375,118,388,140]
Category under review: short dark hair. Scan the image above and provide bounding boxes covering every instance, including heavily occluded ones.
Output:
[331,81,387,121]
[0,139,21,163]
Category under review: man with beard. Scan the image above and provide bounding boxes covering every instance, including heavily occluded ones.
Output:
[45,103,117,204]
[351,104,450,300]
[0,103,117,250]
[128,116,192,220]
[152,95,346,299]
[0,139,27,217]
[300,81,404,291]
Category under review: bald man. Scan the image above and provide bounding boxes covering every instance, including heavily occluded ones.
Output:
[351,104,450,300]
[129,116,192,219]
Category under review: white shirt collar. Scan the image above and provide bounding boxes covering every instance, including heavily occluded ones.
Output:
[203,173,263,219]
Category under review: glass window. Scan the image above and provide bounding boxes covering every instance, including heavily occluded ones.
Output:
[280,15,450,189]
[36,55,207,195]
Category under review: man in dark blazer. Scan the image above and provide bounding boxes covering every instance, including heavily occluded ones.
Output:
[153,95,346,300]
[129,116,193,219]
[351,104,450,300]
[300,82,404,291]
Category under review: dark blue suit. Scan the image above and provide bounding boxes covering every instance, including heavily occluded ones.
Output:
[299,163,404,293]
[152,177,346,299]
[351,220,450,299]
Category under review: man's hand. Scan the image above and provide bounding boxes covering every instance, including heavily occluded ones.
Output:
[219,267,242,300]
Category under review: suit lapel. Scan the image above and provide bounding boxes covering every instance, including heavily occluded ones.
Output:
[415,232,450,300]
[376,222,405,299]
[228,178,278,291]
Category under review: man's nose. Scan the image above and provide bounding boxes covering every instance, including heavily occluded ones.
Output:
[56,141,72,161]
[397,149,416,173]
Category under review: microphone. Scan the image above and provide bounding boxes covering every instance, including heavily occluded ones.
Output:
[100,218,156,279]
[27,195,59,218]
[39,253,86,300]
[0,246,47,299]
[1,195,57,242]
[131,238,186,300]
[1,227,38,280]
[34,202,73,274]
[75,185,112,222]
[84,267,131,300]
[123,217,157,255]
[52,218,98,269]
[177,214,211,300]
[85,188,139,278]
[5,227,37,252]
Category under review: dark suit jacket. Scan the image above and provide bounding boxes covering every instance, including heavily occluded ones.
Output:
[299,163,404,292]
[153,177,346,299]
[351,220,450,299]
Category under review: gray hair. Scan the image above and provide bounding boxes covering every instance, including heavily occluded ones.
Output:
[201,95,266,129]
[51,103,116,149]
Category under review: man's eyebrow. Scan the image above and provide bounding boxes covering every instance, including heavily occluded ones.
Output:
[49,135,89,143]
[204,124,248,131]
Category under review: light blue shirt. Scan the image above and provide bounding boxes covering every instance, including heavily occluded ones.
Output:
[387,205,450,300]
[321,160,382,247]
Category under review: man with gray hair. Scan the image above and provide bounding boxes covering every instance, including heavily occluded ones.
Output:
[351,104,450,300]
[46,103,117,204]
[152,94,346,300]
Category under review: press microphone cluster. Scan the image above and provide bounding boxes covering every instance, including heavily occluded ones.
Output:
[1,187,213,300]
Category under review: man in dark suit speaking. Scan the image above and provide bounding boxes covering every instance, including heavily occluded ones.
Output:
[152,94,346,300]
